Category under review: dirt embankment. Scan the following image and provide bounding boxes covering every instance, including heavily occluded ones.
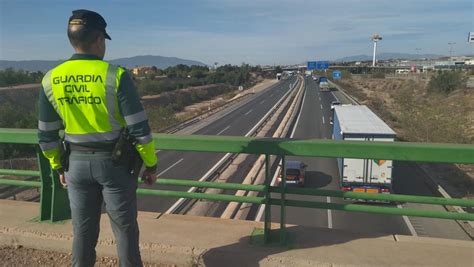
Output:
[334,75,474,197]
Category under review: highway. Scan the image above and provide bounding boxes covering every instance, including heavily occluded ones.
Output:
[137,76,297,213]
[264,76,470,240]
[266,76,411,235]
[139,74,469,241]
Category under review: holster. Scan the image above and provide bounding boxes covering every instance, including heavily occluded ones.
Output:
[60,141,71,172]
[112,128,143,179]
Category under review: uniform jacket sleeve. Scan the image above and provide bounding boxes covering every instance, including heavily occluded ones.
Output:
[117,70,158,167]
[38,82,63,170]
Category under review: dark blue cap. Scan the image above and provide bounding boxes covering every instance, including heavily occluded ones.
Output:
[69,9,111,40]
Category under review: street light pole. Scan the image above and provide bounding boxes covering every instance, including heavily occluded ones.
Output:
[371,33,382,67]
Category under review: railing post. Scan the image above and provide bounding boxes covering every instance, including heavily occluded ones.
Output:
[280,155,287,245]
[37,147,52,221]
[263,154,271,244]
[37,146,71,222]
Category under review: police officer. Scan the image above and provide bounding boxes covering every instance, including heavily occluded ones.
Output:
[38,10,157,267]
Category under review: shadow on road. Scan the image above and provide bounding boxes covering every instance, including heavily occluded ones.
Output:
[304,170,332,188]
[201,225,386,267]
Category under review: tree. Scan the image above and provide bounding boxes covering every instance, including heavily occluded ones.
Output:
[274,66,283,74]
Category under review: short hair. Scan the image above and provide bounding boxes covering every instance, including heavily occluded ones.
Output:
[67,25,102,50]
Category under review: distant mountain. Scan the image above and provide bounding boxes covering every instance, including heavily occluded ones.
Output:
[109,55,207,69]
[336,52,443,62]
[0,60,63,72]
[0,55,207,72]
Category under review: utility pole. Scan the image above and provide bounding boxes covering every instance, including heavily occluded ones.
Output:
[371,33,382,67]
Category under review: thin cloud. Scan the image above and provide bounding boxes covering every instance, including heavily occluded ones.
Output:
[1,0,473,63]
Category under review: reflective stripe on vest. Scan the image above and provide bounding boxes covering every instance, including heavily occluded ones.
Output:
[105,64,121,131]
[38,120,63,131]
[124,110,148,125]
[39,140,61,151]
[136,133,153,144]
[42,60,126,143]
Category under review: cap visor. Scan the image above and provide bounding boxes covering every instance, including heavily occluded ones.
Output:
[104,32,111,40]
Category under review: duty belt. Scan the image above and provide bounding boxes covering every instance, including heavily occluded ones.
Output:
[69,143,115,152]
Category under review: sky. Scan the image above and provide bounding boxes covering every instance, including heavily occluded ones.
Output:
[0,0,473,65]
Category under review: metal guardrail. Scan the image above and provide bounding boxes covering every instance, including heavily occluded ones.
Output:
[0,128,473,244]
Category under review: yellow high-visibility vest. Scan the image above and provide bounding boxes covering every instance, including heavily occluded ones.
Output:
[41,59,157,169]
[42,60,126,142]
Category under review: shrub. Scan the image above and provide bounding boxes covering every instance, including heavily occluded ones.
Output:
[146,106,178,132]
[0,68,44,87]
[371,72,385,79]
[427,71,466,94]
[394,84,470,143]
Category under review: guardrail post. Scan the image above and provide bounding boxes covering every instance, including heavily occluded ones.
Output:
[37,148,52,221]
[264,154,271,244]
[280,155,287,245]
[37,146,71,222]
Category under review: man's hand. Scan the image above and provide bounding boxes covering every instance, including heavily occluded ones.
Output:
[59,173,67,187]
[142,165,157,186]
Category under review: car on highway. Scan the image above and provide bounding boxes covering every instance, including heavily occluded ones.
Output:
[277,160,307,186]
[330,101,341,110]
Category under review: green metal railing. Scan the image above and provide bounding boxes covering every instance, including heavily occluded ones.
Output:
[1,128,473,244]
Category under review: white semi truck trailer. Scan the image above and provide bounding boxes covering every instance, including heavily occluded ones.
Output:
[332,105,396,195]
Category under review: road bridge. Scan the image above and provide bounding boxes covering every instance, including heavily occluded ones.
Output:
[0,76,473,265]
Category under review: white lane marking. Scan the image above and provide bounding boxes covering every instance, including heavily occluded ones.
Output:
[322,116,325,124]
[319,96,321,101]
[270,94,274,97]
[166,153,233,214]
[289,88,306,138]
[247,85,295,137]
[169,80,297,214]
[320,104,323,110]
[256,82,306,222]
[331,91,341,103]
[244,109,253,116]
[157,158,184,177]
[216,126,230,135]
[327,196,333,229]
[397,204,418,236]
[260,100,266,104]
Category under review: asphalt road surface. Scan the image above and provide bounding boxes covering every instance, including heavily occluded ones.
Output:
[137,76,297,213]
[266,76,470,240]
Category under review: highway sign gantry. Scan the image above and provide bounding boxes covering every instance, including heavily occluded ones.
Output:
[316,61,330,70]
[307,61,330,70]
[307,61,317,70]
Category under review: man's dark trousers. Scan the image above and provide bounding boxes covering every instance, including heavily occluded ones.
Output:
[66,151,143,267]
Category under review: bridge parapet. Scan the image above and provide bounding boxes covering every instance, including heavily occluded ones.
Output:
[0,128,473,244]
